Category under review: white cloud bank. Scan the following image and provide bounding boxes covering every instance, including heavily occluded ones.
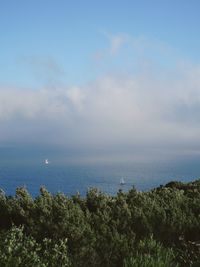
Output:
[1,62,200,160]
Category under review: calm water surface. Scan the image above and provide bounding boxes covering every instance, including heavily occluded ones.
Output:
[0,154,199,196]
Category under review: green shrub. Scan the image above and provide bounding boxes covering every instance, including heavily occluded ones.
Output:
[0,179,199,266]
[0,226,71,267]
[124,237,179,267]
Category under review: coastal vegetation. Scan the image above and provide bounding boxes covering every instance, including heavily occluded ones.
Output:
[0,179,199,267]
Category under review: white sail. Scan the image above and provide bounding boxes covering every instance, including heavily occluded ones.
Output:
[45,159,49,164]
[120,177,125,185]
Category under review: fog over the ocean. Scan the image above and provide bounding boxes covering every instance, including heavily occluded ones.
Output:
[1,60,200,162]
[1,1,200,162]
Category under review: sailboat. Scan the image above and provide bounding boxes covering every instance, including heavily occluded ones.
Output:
[45,159,49,165]
[120,177,125,185]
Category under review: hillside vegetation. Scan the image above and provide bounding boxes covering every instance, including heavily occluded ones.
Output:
[0,179,199,267]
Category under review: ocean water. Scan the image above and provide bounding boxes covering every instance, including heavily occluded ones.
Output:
[0,152,199,197]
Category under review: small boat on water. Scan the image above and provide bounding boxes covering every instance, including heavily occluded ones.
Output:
[120,177,125,185]
[45,159,49,165]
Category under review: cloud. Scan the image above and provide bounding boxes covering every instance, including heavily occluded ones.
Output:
[93,32,174,66]
[93,32,128,62]
[109,34,127,55]
[1,61,200,158]
[22,56,65,85]
[1,32,200,160]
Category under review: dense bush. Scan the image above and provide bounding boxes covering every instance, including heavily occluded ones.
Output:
[0,179,199,266]
[0,226,71,267]
[124,237,179,267]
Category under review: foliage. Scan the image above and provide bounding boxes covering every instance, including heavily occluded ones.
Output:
[0,179,199,266]
[0,226,71,267]
[124,237,179,267]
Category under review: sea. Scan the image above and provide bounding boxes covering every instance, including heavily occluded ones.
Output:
[0,147,199,197]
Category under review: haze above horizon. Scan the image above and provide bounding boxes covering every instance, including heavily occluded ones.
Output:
[1,0,200,162]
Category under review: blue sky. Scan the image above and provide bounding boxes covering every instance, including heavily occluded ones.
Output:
[1,0,200,87]
[1,1,200,161]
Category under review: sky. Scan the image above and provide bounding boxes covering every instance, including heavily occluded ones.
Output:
[1,0,200,162]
